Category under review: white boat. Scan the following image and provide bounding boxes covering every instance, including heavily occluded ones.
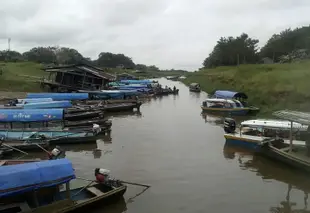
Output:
[223,118,307,150]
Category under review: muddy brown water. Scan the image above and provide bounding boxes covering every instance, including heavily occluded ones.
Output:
[11,79,310,212]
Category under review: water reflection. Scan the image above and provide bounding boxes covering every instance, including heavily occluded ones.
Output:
[88,197,127,213]
[223,143,310,213]
[107,111,143,119]
[201,112,225,127]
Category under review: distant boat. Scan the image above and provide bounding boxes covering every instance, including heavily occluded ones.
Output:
[189,83,201,92]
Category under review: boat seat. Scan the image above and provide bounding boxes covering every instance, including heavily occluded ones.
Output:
[86,186,104,196]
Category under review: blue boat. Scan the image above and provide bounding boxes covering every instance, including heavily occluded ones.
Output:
[0,158,75,198]
[0,109,64,122]
[16,101,72,109]
[0,159,126,212]
[26,93,89,100]
[120,79,152,85]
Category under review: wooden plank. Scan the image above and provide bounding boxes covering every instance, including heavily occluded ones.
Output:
[86,186,104,196]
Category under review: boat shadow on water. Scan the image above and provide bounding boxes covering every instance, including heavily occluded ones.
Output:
[223,143,310,213]
[201,112,253,127]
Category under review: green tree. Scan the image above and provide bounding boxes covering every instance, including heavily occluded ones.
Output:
[23,47,56,64]
[97,52,135,69]
[203,33,259,68]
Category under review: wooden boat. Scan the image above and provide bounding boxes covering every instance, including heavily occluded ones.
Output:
[64,111,103,121]
[26,93,89,100]
[258,110,310,173]
[98,102,142,112]
[201,98,259,115]
[0,159,127,213]
[65,119,112,129]
[0,159,41,166]
[189,83,201,92]
[1,139,49,151]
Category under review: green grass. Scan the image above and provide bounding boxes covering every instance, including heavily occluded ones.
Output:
[182,60,310,115]
[0,62,45,92]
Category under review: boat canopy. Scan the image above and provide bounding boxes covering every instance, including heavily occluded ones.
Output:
[214,90,248,99]
[241,119,308,130]
[190,83,200,87]
[17,98,53,104]
[0,159,75,198]
[120,80,151,85]
[26,93,89,100]
[0,109,64,122]
[273,110,310,126]
[17,101,72,109]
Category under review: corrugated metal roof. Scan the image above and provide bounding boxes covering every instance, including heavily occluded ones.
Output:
[273,110,310,125]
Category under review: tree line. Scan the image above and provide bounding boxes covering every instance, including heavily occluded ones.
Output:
[0,46,164,71]
[203,25,310,68]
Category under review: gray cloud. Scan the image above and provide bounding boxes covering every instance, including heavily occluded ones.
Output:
[0,0,309,70]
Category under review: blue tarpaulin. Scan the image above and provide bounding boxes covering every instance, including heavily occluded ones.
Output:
[26,93,89,100]
[17,101,72,109]
[0,109,64,122]
[214,90,248,99]
[0,158,75,198]
[120,80,152,85]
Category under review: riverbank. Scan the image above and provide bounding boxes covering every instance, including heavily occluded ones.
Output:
[182,60,310,115]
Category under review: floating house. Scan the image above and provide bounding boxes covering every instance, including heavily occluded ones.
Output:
[41,63,116,92]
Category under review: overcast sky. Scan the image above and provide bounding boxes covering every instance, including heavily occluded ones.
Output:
[0,0,310,70]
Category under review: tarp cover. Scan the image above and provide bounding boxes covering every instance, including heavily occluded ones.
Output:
[0,158,75,198]
[120,80,152,85]
[18,101,72,109]
[27,93,89,100]
[0,109,64,122]
[214,90,248,99]
[17,98,53,104]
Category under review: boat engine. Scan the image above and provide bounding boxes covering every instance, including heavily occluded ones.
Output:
[224,118,236,133]
[92,124,101,134]
[95,168,111,183]
[49,146,65,160]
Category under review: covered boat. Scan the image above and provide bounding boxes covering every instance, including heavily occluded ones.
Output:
[17,98,53,104]
[120,79,152,85]
[213,90,248,99]
[223,118,306,150]
[201,98,259,115]
[0,109,64,123]
[0,159,126,212]
[16,101,72,109]
[26,93,89,100]
[189,83,201,92]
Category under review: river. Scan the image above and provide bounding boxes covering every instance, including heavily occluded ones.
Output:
[34,79,310,212]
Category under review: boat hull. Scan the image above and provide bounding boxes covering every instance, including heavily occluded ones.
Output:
[189,88,201,93]
[224,134,261,151]
[201,107,250,115]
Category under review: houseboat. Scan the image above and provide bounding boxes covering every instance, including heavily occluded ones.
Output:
[189,83,201,92]
[223,118,307,151]
[201,98,259,115]
[0,159,127,212]
[259,110,310,173]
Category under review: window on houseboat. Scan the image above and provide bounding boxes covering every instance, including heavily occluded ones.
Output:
[208,101,225,108]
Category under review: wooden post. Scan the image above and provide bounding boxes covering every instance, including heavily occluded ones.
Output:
[82,72,86,89]
[60,72,64,84]
[290,121,293,152]
[65,182,71,199]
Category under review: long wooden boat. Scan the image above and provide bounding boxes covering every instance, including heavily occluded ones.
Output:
[1,139,49,151]
[0,159,127,213]
[64,111,103,121]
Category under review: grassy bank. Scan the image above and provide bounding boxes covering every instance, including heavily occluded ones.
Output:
[182,60,310,115]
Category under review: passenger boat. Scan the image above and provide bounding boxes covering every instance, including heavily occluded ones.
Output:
[258,110,310,173]
[189,83,201,92]
[201,99,259,115]
[0,159,127,213]
[26,93,89,100]
[223,117,306,151]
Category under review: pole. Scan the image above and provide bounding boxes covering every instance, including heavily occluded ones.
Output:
[35,143,49,154]
[290,121,293,152]
[2,143,28,155]
[72,181,95,197]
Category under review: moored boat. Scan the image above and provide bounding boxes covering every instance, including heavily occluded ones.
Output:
[189,83,201,92]
[201,99,259,115]
[0,159,126,213]
[26,93,89,100]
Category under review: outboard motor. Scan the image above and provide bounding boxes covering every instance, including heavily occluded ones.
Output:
[48,146,65,160]
[94,168,111,183]
[92,123,102,134]
[224,118,236,133]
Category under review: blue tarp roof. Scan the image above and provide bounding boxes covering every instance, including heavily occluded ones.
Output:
[26,93,89,100]
[17,98,53,104]
[120,80,152,85]
[214,90,248,99]
[17,101,72,109]
[0,109,64,122]
[0,159,75,198]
